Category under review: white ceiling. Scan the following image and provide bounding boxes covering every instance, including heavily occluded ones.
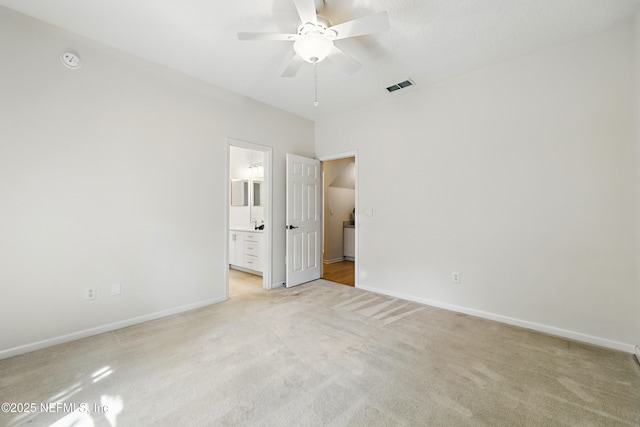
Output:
[1,0,639,121]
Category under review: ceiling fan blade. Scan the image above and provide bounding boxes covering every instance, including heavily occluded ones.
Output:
[293,0,318,26]
[328,11,390,40]
[238,32,298,41]
[281,54,305,77]
[326,46,362,75]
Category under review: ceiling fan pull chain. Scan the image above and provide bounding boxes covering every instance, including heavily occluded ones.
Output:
[314,62,319,107]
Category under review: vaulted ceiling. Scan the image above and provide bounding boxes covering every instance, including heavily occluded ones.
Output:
[1,0,638,121]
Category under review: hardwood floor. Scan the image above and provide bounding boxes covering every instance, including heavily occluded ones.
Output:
[323,260,354,286]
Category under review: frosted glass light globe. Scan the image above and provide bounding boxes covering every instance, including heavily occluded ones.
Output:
[294,33,333,63]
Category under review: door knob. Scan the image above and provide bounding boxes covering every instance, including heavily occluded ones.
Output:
[286,225,299,230]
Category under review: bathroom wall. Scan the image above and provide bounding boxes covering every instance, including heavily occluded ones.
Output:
[229,146,264,229]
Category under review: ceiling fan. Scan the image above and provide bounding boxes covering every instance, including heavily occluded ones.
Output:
[237,0,390,78]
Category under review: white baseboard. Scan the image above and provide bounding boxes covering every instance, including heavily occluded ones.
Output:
[0,297,226,360]
[357,284,635,354]
[324,257,345,264]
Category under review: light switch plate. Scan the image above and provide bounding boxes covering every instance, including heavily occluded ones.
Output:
[111,282,121,296]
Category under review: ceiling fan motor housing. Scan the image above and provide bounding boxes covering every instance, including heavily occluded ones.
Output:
[294,16,336,63]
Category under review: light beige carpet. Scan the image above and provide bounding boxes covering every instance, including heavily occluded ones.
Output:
[1,279,639,426]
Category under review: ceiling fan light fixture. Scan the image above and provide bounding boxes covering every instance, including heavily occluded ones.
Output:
[294,33,333,63]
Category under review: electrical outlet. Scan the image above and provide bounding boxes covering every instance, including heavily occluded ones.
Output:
[452,272,460,283]
[85,287,96,300]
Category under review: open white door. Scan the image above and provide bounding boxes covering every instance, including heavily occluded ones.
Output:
[286,153,322,287]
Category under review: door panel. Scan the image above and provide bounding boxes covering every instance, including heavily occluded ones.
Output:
[286,153,322,287]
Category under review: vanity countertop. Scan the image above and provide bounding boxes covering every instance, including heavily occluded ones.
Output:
[230,227,263,233]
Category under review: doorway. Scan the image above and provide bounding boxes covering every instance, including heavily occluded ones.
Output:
[320,153,357,287]
[225,139,272,299]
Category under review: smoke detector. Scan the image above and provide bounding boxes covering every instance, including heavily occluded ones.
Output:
[60,52,81,69]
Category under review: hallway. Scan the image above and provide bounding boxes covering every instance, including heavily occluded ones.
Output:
[322,261,354,287]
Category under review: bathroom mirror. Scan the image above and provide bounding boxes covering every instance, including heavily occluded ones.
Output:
[231,179,248,206]
[252,180,263,207]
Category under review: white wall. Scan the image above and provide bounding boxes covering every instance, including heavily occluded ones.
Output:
[635,8,640,349]
[0,7,314,357]
[316,25,638,351]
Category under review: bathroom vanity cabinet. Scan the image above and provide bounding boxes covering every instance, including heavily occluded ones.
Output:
[229,230,263,275]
